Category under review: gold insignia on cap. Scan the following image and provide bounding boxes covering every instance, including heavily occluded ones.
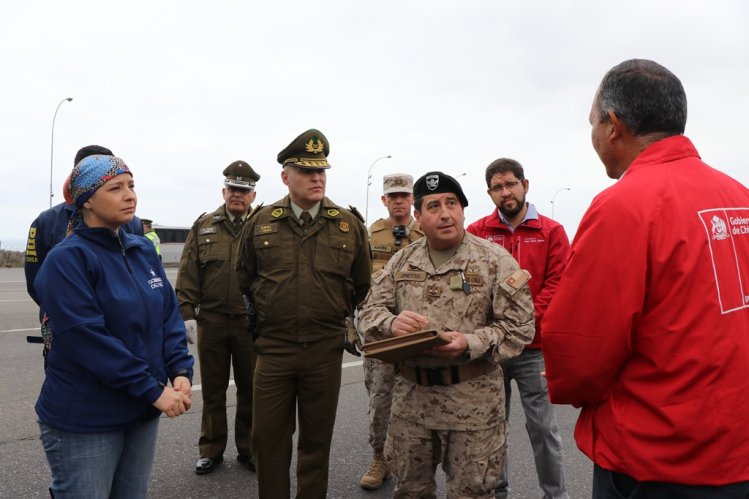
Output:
[327,208,340,217]
[339,221,350,233]
[305,136,325,153]
[271,208,284,218]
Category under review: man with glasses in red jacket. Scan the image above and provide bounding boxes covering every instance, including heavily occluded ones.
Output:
[467,158,570,499]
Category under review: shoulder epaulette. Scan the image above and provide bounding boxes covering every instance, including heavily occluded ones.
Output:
[349,205,365,224]
[247,203,265,222]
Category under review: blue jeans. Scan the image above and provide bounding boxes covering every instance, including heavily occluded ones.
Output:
[593,464,749,498]
[39,417,159,499]
[496,348,568,499]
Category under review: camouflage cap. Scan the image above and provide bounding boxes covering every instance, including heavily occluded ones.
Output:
[223,160,260,190]
[414,171,469,207]
[383,173,414,195]
[277,129,331,169]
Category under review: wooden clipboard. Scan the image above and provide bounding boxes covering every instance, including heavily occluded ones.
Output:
[361,329,451,363]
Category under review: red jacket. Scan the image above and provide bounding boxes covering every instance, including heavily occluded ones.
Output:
[467,205,570,349]
[543,135,749,485]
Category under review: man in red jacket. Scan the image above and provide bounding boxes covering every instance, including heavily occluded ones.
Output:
[543,59,749,498]
[467,158,570,499]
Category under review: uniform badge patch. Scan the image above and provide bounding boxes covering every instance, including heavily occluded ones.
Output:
[327,208,340,217]
[465,273,483,286]
[199,227,217,235]
[395,270,427,281]
[212,214,222,221]
[339,221,350,233]
[256,224,277,235]
[505,269,531,289]
[271,208,284,218]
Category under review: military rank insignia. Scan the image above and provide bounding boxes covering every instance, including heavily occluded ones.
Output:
[326,208,340,217]
[339,221,350,233]
[271,208,284,218]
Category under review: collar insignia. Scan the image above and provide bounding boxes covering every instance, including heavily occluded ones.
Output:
[327,208,340,217]
[271,208,284,218]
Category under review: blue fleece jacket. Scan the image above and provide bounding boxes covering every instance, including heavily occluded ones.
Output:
[34,224,193,433]
[25,202,144,307]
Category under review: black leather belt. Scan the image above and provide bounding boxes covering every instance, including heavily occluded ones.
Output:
[396,360,495,386]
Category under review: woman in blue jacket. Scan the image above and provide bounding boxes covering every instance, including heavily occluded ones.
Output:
[34,154,194,498]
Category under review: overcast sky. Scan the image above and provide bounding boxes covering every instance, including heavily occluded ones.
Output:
[2,0,748,249]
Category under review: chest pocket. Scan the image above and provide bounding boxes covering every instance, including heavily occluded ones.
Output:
[198,235,226,263]
[315,235,355,276]
[254,234,292,269]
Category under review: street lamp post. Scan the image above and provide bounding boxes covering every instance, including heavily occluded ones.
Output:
[364,154,392,224]
[551,187,571,219]
[50,97,73,208]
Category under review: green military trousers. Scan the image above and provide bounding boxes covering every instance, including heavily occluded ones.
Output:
[197,310,255,459]
[252,335,343,499]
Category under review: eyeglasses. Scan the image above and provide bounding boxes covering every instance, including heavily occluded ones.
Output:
[489,180,521,193]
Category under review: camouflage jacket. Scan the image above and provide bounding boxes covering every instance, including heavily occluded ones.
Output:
[358,232,535,430]
[368,217,424,273]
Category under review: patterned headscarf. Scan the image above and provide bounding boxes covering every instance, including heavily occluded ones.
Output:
[67,155,132,234]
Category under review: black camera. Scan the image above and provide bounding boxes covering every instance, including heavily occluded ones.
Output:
[392,225,407,246]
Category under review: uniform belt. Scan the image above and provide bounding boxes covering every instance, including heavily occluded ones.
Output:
[198,309,246,321]
[396,360,495,387]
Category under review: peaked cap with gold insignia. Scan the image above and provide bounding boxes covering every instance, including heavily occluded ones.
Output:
[277,129,331,169]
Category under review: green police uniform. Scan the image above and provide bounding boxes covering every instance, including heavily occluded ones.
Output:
[176,160,260,469]
[236,129,371,499]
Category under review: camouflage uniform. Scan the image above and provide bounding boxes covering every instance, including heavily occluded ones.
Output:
[365,217,424,452]
[358,233,535,498]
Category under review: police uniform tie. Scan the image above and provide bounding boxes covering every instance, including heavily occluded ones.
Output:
[233,217,243,232]
[301,211,312,229]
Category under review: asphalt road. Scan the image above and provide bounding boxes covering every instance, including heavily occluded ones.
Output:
[0,266,593,498]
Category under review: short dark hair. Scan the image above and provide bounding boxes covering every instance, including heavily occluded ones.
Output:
[596,59,687,136]
[414,197,423,212]
[74,145,113,166]
[484,158,524,188]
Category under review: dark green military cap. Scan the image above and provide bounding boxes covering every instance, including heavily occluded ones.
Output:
[223,160,260,190]
[277,129,331,169]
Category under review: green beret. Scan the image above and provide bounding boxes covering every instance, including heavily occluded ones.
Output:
[414,171,469,207]
[277,129,331,169]
[223,160,260,190]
